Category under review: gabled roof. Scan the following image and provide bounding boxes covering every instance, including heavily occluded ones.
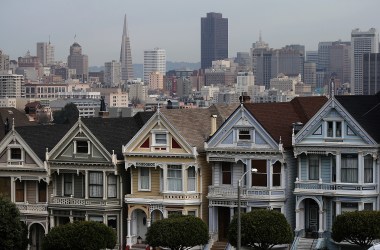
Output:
[16,124,72,160]
[160,104,238,152]
[335,94,380,143]
[244,96,328,148]
[0,108,37,140]
[82,111,155,159]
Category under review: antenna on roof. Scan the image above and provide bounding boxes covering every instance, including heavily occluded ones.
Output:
[12,118,15,131]
[330,76,335,98]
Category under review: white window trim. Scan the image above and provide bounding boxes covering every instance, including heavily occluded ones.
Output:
[63,174,74,197]
[138,168,151,191]
[8,145,24,164]
[186,166,197,193]
[237,128,252,141]
[307,155,321,181]
[324,120,344,139]
[152,131,168,147]
[73,140,90,155]
[166,164,183,192]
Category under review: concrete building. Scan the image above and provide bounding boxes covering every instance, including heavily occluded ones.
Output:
[129,81,148,103]
[270,73,300,93]
[104,60,122,87]
[120,14,134,81]
[351,28,379,94]
[304,62,317,86]
[201,12,228,69]
[329,41,351,85]
[236,71,254,95]
[363,53,380,95]
[148,71,163,91]
[36,42,54,66]
[306,51,318,64]
[143,48,166,84]
[67,42,89,82]
[318,42,333,71]
[24,83,67,99]
[0,50,10,71]
[0,71,24,98]
[200,85,219,101]
[50,99,100,118]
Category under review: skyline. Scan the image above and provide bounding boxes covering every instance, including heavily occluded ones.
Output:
[1,0,379,66]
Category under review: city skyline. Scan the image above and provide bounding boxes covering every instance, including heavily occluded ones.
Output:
[1,0,379,66]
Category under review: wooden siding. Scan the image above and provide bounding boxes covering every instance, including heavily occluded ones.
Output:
[25,152,34,164]
[300,156,307,180]
[131,167,161,197]
[74,174,84,198]
[284,151,297,229]
[26,181,37,204]
[321,156,331,183]
[199,155,211,225]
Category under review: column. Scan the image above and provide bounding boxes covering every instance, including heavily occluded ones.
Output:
[103,171,107,200]
[127,218,132,246]
[336,154,341,183]
[208,206,213,234]
[295,209,300,231]
[318,210,324,233]
[336,201,341,215]
[163,165,167,192]
[358,153,363,184]
[69,210,73,223]
[10,177,15,202]
[49,213,55,229]
[85,170,88,199]
[246,160,252,187]
[230,207,234,221]
[269,161,273,188]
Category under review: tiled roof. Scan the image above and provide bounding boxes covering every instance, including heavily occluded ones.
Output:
[244,96,328,148]
[160,104,238,152]
[82,111,155,159]
[335,94,380,143]
[16,124,71,160]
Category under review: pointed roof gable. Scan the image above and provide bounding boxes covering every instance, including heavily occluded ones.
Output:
[335,94,380,143]
[244,96,327,148]
[160,104,238,152]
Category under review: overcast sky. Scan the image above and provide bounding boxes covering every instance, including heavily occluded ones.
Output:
[1,0,379,66]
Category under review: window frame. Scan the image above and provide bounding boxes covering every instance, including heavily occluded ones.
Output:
[8,146,24,163]
[308,155,320,181]
[63,174,73,196]
[167,165,183,192]
[153,132,167,146]
[138,168,151,191]
[238,129,251,141]
[89,172,103,198]
[75,140,90,154]
[326,120,343,138]
[187,166,196,192]
[15,180,25,202]
[341,154,358,183]
[107,175,117,198]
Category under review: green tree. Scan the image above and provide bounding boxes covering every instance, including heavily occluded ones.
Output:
[0,196,28,250]
[42,221,116,250]
[146,215,209,250]
[332,210,380,248]
[53,103,79,124]
[228,209,293,250]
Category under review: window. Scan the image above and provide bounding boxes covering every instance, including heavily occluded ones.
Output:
[76,141,89,154]
[308,155,319,180]
[155,133,167,145]
[15,180,24,202]
[10,148,22,160]
[139,168,150,190]
[107,215,117,230]
[64,174,73,196]
[327,121,342,138]
[252,160,267,187]
[38,181,47,202]
[364,155,373,183]
[89,172,103,198]
[167,165,182,191]
[341,154,358,183]
[187,166,196,192]
[272,162,281,187]
[89,215,103,223]
[221,162,232,185]
[107,175,117,198]
[238,129,251,140]
[187,210,196,216]
[0,177,11,199]
[364,203,373,211]
[341,202,358,213]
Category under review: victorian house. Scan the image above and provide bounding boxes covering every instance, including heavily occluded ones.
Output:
[204,97,327,246]
[292,94,380,249]
[122,105,236,246]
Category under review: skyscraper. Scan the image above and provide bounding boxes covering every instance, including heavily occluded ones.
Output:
[201,12,228,69]
[143,48,166,84]
[37,41,54,66]
[120,14,134,81]
[363,53,380,95]
[67,42,88,82]
[104,60,122,87]
[351,28,379,94]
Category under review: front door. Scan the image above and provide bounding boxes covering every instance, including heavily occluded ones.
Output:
[305,199,319,237]
[218,207,230,241]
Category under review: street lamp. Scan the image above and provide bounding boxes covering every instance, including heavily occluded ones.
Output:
[237,168,257,250]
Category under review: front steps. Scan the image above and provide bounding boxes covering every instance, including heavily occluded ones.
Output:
[297,237,317,250]
[211,241,228,250]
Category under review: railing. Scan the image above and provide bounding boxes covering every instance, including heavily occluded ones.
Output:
[162,193,200,200]
[290,229,304,250]
[295,181,377,195]
[16,203,48,214]
[50,196,121,207]
[208,186,285,199]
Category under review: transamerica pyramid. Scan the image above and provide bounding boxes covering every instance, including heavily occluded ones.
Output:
[120,14,134,81]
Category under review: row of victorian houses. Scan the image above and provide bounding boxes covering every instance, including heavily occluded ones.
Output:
[0,93,379,250]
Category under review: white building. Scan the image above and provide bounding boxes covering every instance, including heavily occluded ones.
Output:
[0,71,23,98]
[236,71,254,94]
[201,85,219,101]
[143,48,166,84]
[129,81,148,103]
[303,62,317,86]
[148,71,163,90]
[37,42,55,66]
[104,60,122,87]
[270,73,300,93]
[351,28,379,94]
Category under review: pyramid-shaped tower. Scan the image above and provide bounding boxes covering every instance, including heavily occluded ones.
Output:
[120,14,134,81]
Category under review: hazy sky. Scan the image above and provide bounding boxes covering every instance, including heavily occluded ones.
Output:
[1,0,379,66]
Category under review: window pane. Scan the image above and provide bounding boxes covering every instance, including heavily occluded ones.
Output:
[309,155,319,180]
[64,174,72,196]
[221,162,231,185]
[107,175,117,198]
[38,181,47,202]
[336,122,342,137]
[187,167,196,191]
[89,172,103,198]
[76,141,88,154]
[155,133,167,144]
[168,165,182,191]
[15,180,24,202]
[0,177,11,199]
[140,168,150,190]
[364,155,373,183]
[341,154,358,183]
[327,122,333,137]
[239,130,251,140]
[272,162,281,187]
[11,148,22,160]
[252,160,267,187]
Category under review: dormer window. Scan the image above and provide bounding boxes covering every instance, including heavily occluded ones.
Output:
[11,148,22,160]
[8,146,23,164]
[75,140,89,154]
[327,121,342,138]
[154,133,167,145]
[238,129,251,140]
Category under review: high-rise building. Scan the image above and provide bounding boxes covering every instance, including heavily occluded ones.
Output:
[306,51,318,64]
[273,45,305,80]
[317,42,333,71]
[37,42,54,66]
[148,71,164,90]
[0,50,10,72]
[104,60,122,87]
[351,28,379,94]
[143,48,166,84]
[120,14,134,81]
[304,62,317,86]
[67,42,89,82]
[201,12,228,69]
[0,72,23,98]
[329,41,351,84]
[363,53,380,95]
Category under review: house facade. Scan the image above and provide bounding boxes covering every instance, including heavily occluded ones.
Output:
[293,95,380,248]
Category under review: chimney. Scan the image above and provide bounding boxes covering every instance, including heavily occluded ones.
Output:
[210,115,217,136]
[239,95,251,103]
[99,96,109,118]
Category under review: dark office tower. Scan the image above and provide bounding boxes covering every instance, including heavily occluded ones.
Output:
[120,14,134,81]
[201,12,228,69]
[67,42,89,82]
[363,53,380,95]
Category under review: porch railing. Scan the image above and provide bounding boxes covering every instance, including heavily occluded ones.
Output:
[295,181,377,195]
[207,186,285,199]
[50,196,121,207]
[16,203,48,214]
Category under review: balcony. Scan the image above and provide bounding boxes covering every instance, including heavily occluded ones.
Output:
[16,203,48,215]
[207,186,285,200]
[294,181,377,196]
[125,192,201,205]
[49,196,121,207]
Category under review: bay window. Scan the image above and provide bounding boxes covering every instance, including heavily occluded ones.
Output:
[308,155,319,180]
[364,155,373,183]
[187,166,196,192]
[252,160,267,187]
[89,172,103,198]
[341,154,358,183]
[139,168,150,190]
[168,165,182,191]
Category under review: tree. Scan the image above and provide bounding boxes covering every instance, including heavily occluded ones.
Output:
[0,196,28,250]
[332,210,380,248]
[227,209,293,250]
[146,215,209,250]
[53,103,79,124]
[42,221,116,250]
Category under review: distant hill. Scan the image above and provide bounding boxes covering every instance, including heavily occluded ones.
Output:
[89,61,200,79]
